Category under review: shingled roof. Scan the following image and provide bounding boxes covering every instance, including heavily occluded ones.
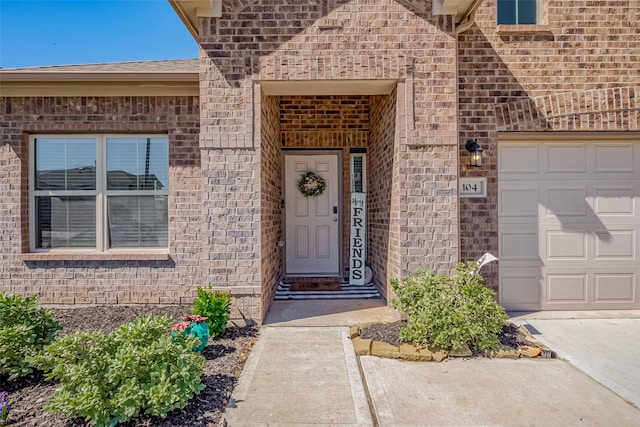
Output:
[0,59,199,96]
[1,59,199,73]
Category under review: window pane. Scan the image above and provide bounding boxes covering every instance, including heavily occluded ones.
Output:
[518,0,537,25]
[107,196,168,248]
[498,0,537,25]
[106,137,168,191]
[35,138,96,190]
[36,196,96,249]
[497,0,516,24]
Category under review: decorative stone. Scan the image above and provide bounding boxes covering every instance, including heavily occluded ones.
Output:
[371,341,401,359]
[492,345,520,359]
[352,337,372,355]
[399,344,433,362]
[449,343,472,357]
[518,345,542,358]
[517,324,534,337]
[427,345,449,362]
[349,325,360,339]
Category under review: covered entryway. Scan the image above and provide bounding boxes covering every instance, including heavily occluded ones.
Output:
[498,135,640,310]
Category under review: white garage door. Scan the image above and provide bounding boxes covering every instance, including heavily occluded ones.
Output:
[498,137,640,310]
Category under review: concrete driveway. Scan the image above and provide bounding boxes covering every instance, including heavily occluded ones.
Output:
[517,314,640,410]
[223,304,640,426]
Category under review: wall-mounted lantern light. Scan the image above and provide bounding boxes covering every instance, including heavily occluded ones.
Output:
[465,139,483,167]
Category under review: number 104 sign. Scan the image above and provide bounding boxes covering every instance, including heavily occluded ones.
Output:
[459,177,487,197]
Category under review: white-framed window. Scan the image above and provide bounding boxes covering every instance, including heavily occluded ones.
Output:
[30,134,169,252]
[497,0,539,25]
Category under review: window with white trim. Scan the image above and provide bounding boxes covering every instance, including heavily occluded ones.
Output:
[30,135,169,251]
[497,0,539,25]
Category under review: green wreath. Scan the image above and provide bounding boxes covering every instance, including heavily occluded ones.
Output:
[297,171,326,197]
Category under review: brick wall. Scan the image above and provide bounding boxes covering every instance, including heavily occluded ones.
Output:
[458,0,640,289]
[369,90,400,300]
[199,0,461,311]
[260,93,282,310]
[0,96,203,305]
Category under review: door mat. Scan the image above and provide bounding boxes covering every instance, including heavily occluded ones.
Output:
[289,280,342,291]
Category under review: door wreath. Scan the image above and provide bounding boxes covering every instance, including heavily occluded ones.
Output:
[297,171,326,197]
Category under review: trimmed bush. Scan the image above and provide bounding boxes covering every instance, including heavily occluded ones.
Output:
[391,262,508,352]
[191,287,231,338]
[33,315,205,427]
[0,292,62,380]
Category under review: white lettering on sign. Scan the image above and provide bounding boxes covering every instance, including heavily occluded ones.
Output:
[459,177,487,197]
[349,192,366,285]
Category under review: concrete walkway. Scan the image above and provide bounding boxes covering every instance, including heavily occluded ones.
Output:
[221,305,640,426]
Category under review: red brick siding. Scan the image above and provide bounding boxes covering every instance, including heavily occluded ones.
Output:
[199,0,461,313]
[260,93,282,310]
[0,96,202,305]
[458,0,640,289]
[369,90,399,300]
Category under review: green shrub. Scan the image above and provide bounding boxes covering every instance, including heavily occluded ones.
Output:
[0,292,62,380]
[191,287,231,338]
[391,262,508,352]
[33,315,205,427]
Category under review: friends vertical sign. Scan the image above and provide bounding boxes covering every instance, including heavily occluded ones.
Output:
[349,192,366,285]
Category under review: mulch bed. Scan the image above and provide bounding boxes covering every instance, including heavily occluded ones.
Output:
[359,320,531,353]
[2,305,258,427]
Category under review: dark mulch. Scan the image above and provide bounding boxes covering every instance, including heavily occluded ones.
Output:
[3,305,258,427]
[359,320,529,351]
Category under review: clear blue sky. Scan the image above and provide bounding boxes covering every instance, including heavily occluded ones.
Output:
[0,0,198,68]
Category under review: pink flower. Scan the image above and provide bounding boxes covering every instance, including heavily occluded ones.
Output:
[171,321,190,332]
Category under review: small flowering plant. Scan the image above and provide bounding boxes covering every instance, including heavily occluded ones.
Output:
[0,391,9,427]
[171,315,210,352]
[297,171,326,197]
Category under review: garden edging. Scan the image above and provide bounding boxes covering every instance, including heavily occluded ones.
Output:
[350,322,557,362]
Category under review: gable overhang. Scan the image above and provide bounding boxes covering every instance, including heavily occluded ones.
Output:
[0,71,199,97]
[169,0,221,40]
[433,0,484,24]
[169,0,484,39]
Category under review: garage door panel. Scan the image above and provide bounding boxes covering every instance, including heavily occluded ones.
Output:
[499,137,640,310]
[594,273,636,303]
[500,269,540,307]
[498,144,539,174]
[594,186,635,215]
[594,230,635,259]
[545,231,587,260]
[544,144,587,173]
[500,230,539,261]
[546,274,587,303]
[545,187,587,216]
[499,187,539,217]
[594,143,635,173]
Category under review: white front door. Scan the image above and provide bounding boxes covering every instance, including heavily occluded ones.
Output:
[285,153,340,275]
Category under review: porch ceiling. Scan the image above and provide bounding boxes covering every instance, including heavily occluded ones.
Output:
[261,79,397,96]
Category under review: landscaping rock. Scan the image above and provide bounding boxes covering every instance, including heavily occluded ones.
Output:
[399,344,433,362]
[518,345,542,358]
[428,345,449,362]
[352,336,372,355]
[491,345,520,359]
[449,344,472,357]
[349,325,360,339]
[371,341,401,359]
